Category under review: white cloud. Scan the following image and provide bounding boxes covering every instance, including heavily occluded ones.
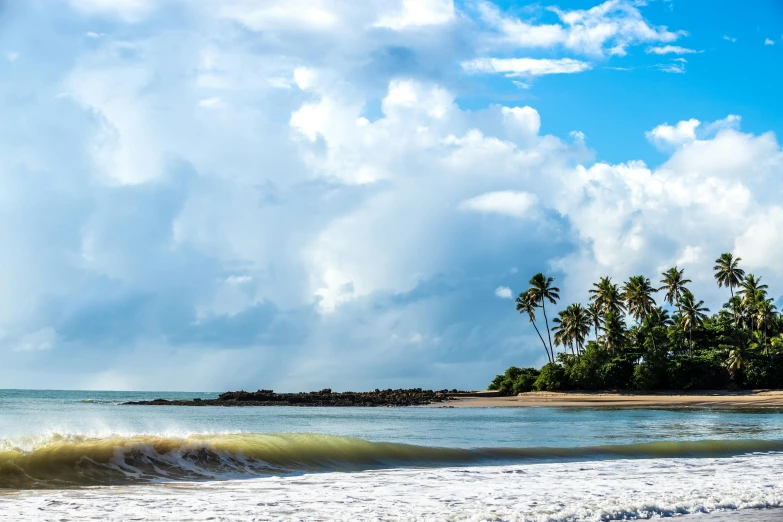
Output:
[3,0,783,392]
[462,57,592,76]
[646,115,744,151]
[478,0,684,57]
[461,191,538,218]
[646,45,699,55]
[374,0,455,30]
[85,32,106,38]
[723,35,737,43]
[656,61,686,74]
[5,52,20,62]
[495,286,513,299]
[765,38,775,46]
[646,118,700,149]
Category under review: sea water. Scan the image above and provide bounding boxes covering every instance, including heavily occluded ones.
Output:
[1,389,783,520]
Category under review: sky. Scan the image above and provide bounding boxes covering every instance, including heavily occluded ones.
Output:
[0,0,781,392]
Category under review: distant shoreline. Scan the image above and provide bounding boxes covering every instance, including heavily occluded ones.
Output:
[451,390,783,408]
[123,389,783,408]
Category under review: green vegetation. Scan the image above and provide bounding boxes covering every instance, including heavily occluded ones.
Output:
[490,252,783,394]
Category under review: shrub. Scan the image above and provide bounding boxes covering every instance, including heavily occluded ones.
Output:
[488,366,540,395]
[533,363,565,391]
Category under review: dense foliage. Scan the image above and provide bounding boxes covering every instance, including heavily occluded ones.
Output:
[490,253,783,393]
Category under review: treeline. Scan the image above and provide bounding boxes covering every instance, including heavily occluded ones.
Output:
[489,253,783,394]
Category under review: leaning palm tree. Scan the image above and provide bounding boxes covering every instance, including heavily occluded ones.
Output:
[528,273,560,357]
[659,266,691,315]
[622,275,658,324]
[713,253,745,322]
[601,311,628,354]
[679,291,710,357]
[516,290,552,363]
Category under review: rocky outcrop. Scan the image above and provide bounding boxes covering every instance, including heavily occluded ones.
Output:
[124,388,466,407]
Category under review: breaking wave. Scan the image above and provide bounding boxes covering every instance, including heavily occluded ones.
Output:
[2,433,782,489]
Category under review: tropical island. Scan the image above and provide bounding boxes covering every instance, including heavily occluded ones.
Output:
[488,252,782,395]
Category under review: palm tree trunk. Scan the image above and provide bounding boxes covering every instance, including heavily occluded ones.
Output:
[689,326,693,358]
[530,321,552,363]
[542,300,554,359]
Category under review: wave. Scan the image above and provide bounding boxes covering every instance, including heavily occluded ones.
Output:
[1,433,782,489]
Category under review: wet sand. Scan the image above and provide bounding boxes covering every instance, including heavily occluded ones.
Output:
[451,390,783,408]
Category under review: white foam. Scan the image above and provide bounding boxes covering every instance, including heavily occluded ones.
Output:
[3,452,783,521]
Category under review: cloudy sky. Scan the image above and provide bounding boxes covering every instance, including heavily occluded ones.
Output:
[0,0,781,391]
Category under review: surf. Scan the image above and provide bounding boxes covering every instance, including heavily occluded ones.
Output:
[1,433,782,489]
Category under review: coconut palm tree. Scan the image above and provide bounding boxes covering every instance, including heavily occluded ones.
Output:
[587,302,603,339]
[755,298,777,353]
[552,310,573,356]
[528,273,560,357]
[553,303,592,356]
[725,333,751,386]
[738,274,769,330]
[622,275,658,324]
[516,290,552,363]
[679,291,710,357]
[713,253,745,322]
[589,277,626,316]
[601,311,627,354]
[659,266,691,315]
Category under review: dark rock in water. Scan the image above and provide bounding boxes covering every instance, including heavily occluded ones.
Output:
[123,388,467,407]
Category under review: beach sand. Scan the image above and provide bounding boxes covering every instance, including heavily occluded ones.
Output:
[450,390,783,408]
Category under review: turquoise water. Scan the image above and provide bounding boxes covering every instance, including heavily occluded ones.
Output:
[3,389,783,448]
[3,390,783,520]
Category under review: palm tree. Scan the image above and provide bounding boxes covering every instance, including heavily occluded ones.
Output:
[659,266,691,315]
[552,310,572,356]
[528,273,560,358]
[738,274,769,330]
[516,290,552,363]
[587,302,603,339]
[623,275,658,324]
[755,298,777,354]
[642,306,673,353]
[713,253,745,322]
[589,277,626,316]
[679,291,710,357]
[725,333,751,386]
[601,311,627,354]
[553,303,591,356]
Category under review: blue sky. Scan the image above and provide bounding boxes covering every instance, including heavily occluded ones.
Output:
[0,0,781,391]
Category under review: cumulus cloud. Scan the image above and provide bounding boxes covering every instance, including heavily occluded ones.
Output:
[2,0,782,392]
[765,38,775,46]
[462,57,592,76]
[461,191,538,218]
[646,45,699,54]
[478,0,684,57]
[645,115,742,150]
[495,286,513,299]
[374,0,455,30]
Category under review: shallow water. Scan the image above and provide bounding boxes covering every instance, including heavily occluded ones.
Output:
[2,389,783,520]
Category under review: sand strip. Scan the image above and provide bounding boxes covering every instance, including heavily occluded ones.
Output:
[449,390,783,408]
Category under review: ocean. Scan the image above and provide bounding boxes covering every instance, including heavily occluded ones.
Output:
[1,389,783,521]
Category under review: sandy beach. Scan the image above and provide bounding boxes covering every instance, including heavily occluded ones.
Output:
[450,390,783,408]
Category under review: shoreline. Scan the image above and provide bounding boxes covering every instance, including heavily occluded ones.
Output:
[450,390,783,408]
